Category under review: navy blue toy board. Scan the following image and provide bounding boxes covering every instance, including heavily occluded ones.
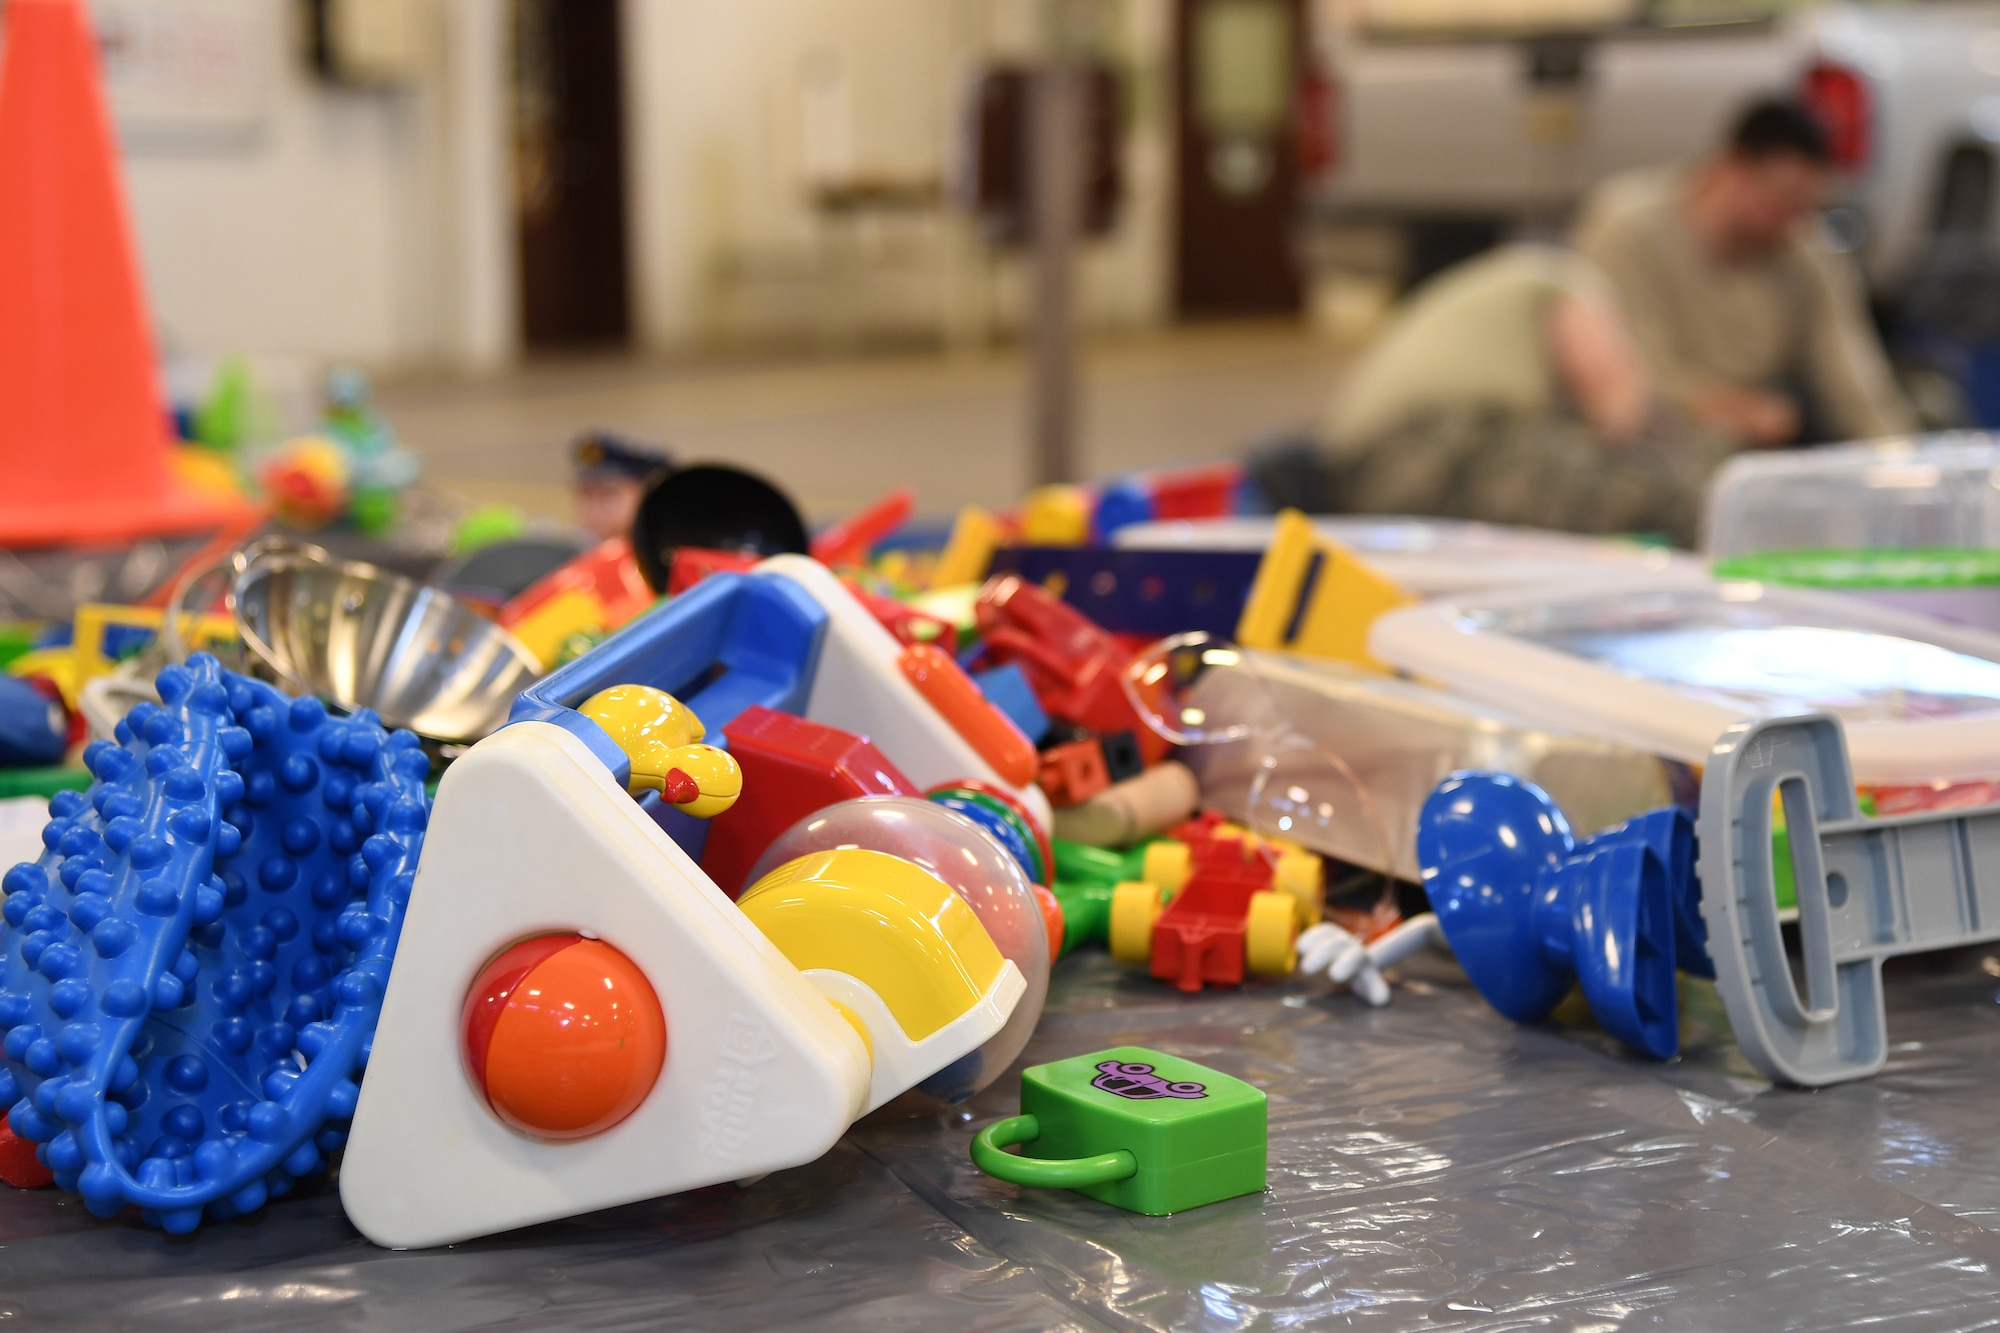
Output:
[988,545,1264,637]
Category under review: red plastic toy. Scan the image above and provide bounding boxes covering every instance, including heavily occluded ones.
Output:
[0,1112,53,1189]
[1108,814,1322,993]
[975,575,1169,765]
[851,581,959,652]
[499,537,658,666]
[1148,462,1242,521]
[810,487,914,569]
[463,934,668,1140]
[1038,738,1111,808]
[700,706,919,896]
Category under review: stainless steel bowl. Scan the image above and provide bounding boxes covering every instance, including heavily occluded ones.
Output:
[233,554,539,743]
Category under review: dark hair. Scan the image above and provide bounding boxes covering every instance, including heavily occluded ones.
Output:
[1728,99,1831,165]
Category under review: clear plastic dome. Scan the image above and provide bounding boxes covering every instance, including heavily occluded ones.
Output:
[1121,632,1282,745]
[1122,630,1394,875]
[743,796,1049,1108]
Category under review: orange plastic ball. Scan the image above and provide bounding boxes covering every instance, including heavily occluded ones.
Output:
[462,934,666,1140]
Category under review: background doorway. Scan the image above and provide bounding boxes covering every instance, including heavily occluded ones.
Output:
[1173,0,1305,318]
[514,0,630,349]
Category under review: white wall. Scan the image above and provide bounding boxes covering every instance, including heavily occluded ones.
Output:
[73,0,513,373]
[22,0,1176,370]
[621,0,1175,353]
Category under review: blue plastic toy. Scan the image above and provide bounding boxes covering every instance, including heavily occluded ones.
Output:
[1417,773,1711,1060]
[510,570,826,785]
[972,663,1049,747]
[929,793,1039,882]
[0,654,429,1232]
[0,673,67,767]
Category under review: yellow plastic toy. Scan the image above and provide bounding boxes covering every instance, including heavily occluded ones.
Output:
[933,505,1001,587]
[738,848,1010,1046]
[8,603,236,708]
[1020,486,1093,546]
[579,683,743,818]
[1108,880,1167,964]
[1236,509,1415,671]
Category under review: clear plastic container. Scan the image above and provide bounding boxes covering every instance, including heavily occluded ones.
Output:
[1150,645,1674,881]
[1113,513,1694,595]
[1702,432,2000,558]
[1370,569,2000,785]
[1712,547,2000,634]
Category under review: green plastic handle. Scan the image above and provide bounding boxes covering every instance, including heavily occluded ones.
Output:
[970,1115,1138,1190]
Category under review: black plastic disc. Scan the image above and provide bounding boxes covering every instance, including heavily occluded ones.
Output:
[629,463,810,592]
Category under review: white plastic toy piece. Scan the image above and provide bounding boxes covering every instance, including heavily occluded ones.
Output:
[340,722,1021,1249]
[758,554,1053,831]
[1297,913,1445,1006]
[799,965,1022,1113]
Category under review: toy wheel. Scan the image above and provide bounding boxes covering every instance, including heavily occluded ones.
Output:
[1244,890,1298,977]
[1272,849,1324,928]
[1108,881,1165,964]
[1140,841,1191,898]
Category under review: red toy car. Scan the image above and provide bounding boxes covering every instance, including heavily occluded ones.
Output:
[1108,813,1322,993]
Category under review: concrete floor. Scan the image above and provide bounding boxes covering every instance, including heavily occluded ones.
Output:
[377,320,1337,525]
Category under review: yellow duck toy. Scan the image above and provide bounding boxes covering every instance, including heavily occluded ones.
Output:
[579,684,744,818]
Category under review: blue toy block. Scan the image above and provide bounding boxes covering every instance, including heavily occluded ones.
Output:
[0,674,66,767]
[972,663,1049,747]
[1091,481,1154,543]
[0,654,429,1233]
[509,571,828,786]
[99,623,154,664]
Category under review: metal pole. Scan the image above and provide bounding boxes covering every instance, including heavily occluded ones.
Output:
[1028,14,1086,486]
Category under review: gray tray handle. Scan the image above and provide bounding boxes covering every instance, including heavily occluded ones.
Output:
[1696,715,1886,1086]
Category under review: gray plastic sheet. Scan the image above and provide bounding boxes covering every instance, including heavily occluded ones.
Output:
[6,948,2000,1329]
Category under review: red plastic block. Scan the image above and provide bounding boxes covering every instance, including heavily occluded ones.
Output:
[701,706,918,897]
[810,488,914,569]
[1148,462,1242,521]
[976,575,1168,764]
[847,581,957,652]
[1037,738,1110,808]
[1151,853,1270,993]
[0,1111,53,1189]
[500,537,657,635]
[1139,815,1291,993]
[1172,812,1280,877]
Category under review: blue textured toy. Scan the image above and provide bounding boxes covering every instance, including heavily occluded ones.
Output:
[0,654,429,1233]
[1417,773,1711,1061]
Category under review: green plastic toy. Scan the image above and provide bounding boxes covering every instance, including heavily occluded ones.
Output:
[451,503,529,556]
[0,765,89,800]
[971,1046,1266,1215]
[1713,547,2000,590]
[1049,838,1158,955]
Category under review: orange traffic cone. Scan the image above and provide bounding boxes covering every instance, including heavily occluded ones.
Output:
[0,0,248,547]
